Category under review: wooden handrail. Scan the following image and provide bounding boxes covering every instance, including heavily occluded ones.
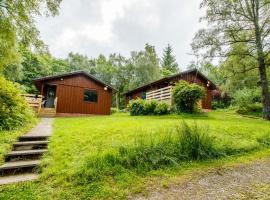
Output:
[146,86,173,105]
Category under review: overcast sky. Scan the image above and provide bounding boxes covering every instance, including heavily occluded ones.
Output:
[36,0,204,69]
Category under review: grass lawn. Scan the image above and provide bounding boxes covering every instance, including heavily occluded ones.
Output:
[0,111,270,199]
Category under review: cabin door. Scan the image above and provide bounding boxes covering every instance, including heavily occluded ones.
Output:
[45,86,56,108]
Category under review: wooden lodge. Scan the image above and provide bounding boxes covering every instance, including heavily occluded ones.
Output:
[33,71,114,117]
[125,69,216,109]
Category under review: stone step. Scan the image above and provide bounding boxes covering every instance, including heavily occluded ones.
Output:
[0,173,38,185]
[38,114,56,118]
[0,160,41,176]
[39,111,56,114]
[19,135,49,142]
[13,141,49,151]
[5,149,48,162]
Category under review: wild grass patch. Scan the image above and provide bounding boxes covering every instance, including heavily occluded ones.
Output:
[75,122,220,186]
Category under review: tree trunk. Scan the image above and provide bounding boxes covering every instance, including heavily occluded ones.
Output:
[116,92,119,109]
[253,3,270,120]
[258,63,270,120]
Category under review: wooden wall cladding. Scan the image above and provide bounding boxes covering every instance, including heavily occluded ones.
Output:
[45,74,112,115]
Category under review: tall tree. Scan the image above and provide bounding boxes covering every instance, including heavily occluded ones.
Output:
[161,44,179,76]
[66,52,96,75]
[129,43,161,89]
[0,0,62,69]
[192,0,270,120]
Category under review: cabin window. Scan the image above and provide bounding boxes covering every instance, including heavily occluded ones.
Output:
[84,89,98,103]
[141,91,146,99]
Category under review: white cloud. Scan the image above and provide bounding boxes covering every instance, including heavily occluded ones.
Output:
[36,0,204,68]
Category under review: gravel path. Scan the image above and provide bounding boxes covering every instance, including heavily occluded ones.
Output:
[24,118,53,137]
[133,158,270,200]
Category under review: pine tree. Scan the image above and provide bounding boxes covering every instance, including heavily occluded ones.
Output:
[161,44,179,76]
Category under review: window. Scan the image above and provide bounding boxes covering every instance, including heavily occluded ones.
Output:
[141,91,146,99]
[84,89,98,103]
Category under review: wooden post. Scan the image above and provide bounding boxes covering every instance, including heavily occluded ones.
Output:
[39,83,44,114]
[41,83,44,97]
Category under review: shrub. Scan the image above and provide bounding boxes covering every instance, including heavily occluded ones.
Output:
[128,99,145,116]
[0,77,34,130]
[212,90,231,109]
[144,100,158,115]
[172,80,205,113]
[236,103,262,115]
[154,102,170,115]
[128,99,170,116]
[111,107,119,114]
[232,88,261,107]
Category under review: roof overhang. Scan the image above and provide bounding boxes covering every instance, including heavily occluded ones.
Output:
[33,71,116,92]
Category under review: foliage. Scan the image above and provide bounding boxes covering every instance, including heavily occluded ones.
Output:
[154,102,170,115]
[161,44,179,76]
[128,44,161,89]
[192,0,270,119]
[0,0,62,69]
[236,103,263,116]
[128,99,170,116]
[212,90,231,109]
[232,88,261,107]
[172,80,205,113]
[144,100,158,115]
[0,77,34,130]
[128,99,146,116]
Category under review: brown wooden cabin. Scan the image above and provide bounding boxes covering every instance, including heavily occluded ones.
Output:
[33,71,114,116]
[125,69,216,109]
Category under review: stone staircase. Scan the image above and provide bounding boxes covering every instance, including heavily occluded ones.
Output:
[0,135,49,185]
[38,108,56,118]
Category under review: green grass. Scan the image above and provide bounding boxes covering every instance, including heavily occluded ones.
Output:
[0,111,270,199]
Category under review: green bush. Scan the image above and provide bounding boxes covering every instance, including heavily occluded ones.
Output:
[172,80,205,113]
[128,99,170,116]
[144,100,158,115]
[154,102,170,115]
[236,103,262,115]
[0,77,34,130]
[128,99,145,116]
[110,107,119,114]
[233,88,261,107]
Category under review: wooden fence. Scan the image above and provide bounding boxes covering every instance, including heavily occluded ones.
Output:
[146,86,172,105]
[21,94,42,114]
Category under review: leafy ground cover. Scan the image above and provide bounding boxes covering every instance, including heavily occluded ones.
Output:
[0,111,269,199]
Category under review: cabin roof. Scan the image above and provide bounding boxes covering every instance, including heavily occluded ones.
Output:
[33,71,115,90]
[124,69,216,95]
